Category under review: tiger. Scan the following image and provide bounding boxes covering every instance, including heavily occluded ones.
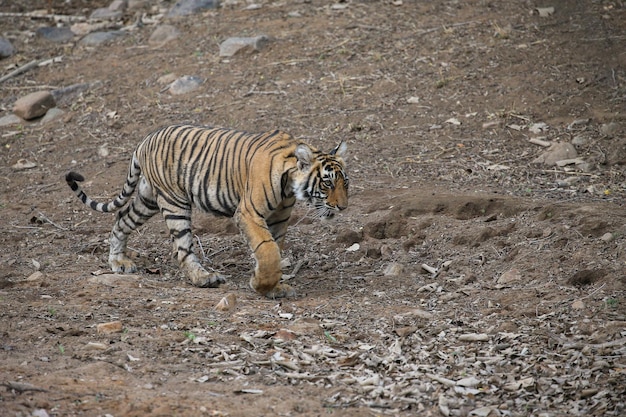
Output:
[66,124,348,298]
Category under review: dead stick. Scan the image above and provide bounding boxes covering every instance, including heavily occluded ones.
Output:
[0,60,39,84]
[0,12,85,22]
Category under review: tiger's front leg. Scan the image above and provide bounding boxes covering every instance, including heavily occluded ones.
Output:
[235,207,295,298]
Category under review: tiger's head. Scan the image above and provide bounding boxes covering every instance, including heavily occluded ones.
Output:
[293,142,349,219]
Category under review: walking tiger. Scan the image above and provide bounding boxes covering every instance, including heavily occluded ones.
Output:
[66,124,348,298]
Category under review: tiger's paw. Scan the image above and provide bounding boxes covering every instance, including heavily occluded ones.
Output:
[109,254,137,274]
[187,267,226,288]
[260,283,296,299]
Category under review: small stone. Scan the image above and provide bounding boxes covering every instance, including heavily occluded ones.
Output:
[215,293,237,312]
[600,122,620,136]
[97,321,123,334]
[13,91,56,120]
[167,0,219,18]
[80,31,125,46]
[11,159,37,171]
[383,262,403,276]
[0,37,15,58]
[90,8,123,20]
[149,25,181,45]
[41,108,65,124]
[157,73,179,85]
[219,35,269,57]
[600,232,614,242]
[497,268,521,285]
[109,0,128,12]
[168,75,202,95]
[274,328,296,341]
[0,114,23,127]
[36,27,75,42]
[571,299,585,310]
[532,142,577,166]
[85,342,108,350]
[26,271,44,282]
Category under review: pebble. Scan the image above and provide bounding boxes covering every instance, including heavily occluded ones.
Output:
[383,262,403,276]
[168,75,202,95]
[13,91,56,120]
[36,27,75,43]
[97,321,123,334]
[168,0,219,18]
[80,31,125,46]
[149,25,181,45]
[600,232,614,243]
[215,293,237,312]
[41,108,66,124]
[0,37,14,58]
[571,299,585,310]
[497,268,521,285]
[600,122,620,136]
[90,8,123,20]
[26,271,44,281]
[219,35,269,57]
[531,142,577,166]
[0,114,23,127]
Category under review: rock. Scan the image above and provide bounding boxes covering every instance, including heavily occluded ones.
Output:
[80,31,125,46]
[36,27,75,43]
[85,342,108,350]
[600,122,620,136]
[219,35,270,57]
[109,0,128,12]
[96,321,123,334]
[274,328,297,341]
[383,262,403,276]
[168,0,220,18]
[13,91,56,120]
[571,135,589,146]
[0,37,14,58]
[215,293,237,311]
[71,22,116,36]
[90,8,123,20]
[168,75,202,95]
[0,114,23,127]
[11,159,37,170]
[157,73,178,85]
[149,25,181,46]
[497,268,521,285]
[41,108,65,124]
[571,299,585,310]
[600,232,614,243]
[26,271,44,282]
[531,142,577,166]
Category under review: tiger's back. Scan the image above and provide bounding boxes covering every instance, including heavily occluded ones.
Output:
[66,124,348,298]
[137,125,300,218]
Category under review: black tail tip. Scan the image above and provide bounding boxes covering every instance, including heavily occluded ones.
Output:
[66,171,85,183]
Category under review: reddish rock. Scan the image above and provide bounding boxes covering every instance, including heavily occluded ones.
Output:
[13,91,56,120]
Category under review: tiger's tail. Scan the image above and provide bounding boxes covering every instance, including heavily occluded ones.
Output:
[65,155,141,213]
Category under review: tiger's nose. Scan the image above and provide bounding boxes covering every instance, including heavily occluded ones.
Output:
[337,203,347,211]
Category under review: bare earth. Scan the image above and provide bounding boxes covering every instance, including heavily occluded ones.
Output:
[1,1,625,416]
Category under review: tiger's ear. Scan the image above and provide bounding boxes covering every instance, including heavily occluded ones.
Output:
[295,144,314,171]
[330,141,348,158]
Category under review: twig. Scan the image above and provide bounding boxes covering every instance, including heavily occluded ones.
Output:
[37,212,68,231]
[0,60,39,84]
[0,12,86,23]
[1,381,48,393]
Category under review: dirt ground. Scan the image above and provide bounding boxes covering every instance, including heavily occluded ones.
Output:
[1,0,625,416]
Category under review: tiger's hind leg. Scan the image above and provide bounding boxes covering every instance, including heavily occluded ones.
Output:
[158,199,226,288]
[109,177,159,273]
